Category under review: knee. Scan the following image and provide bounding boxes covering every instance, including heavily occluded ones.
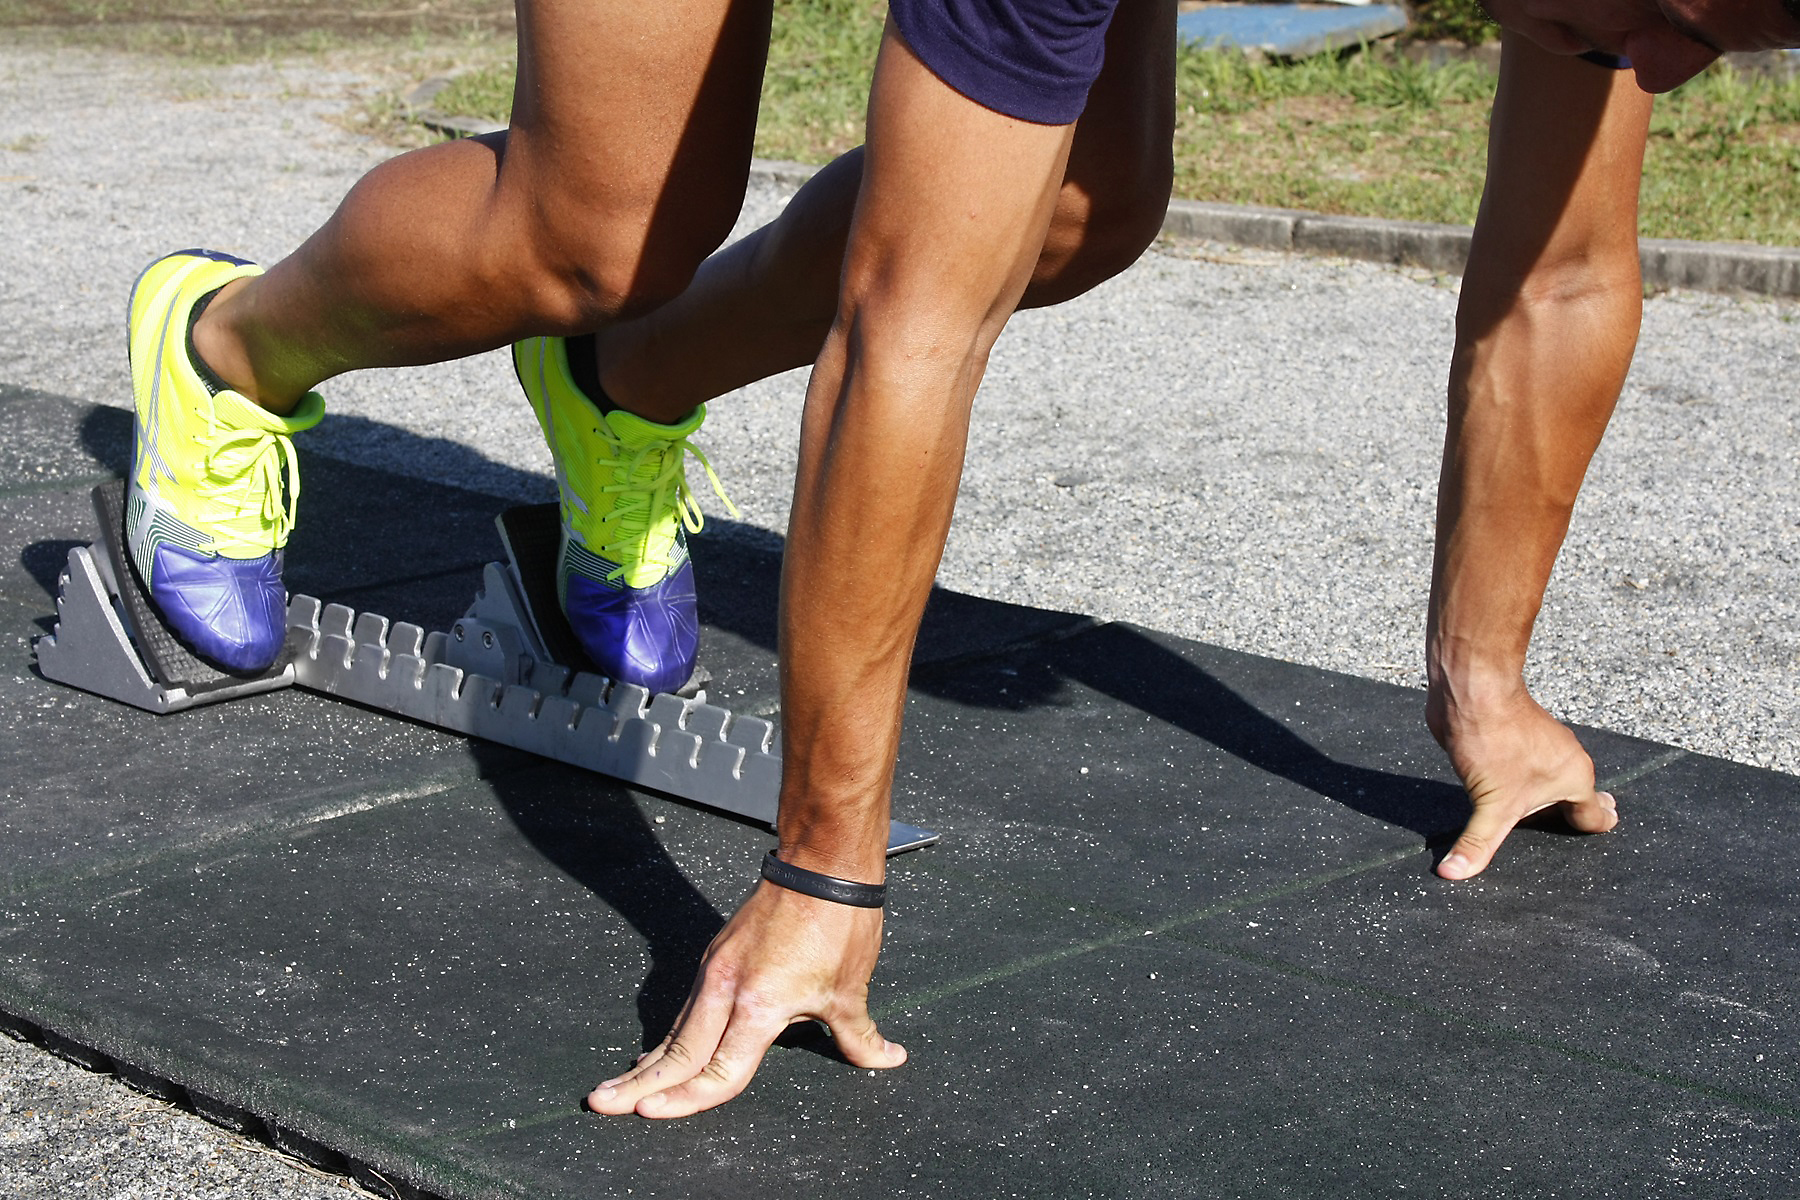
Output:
[521,212,732,329]
[500,166,746,330]
[1031,145,1173,306]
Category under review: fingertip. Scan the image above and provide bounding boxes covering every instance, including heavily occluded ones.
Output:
[837,1020,908,1070]
[586,1084,628,1115]
[1436,848,1484,881]
[1565,790,1620,834]
[862,1037,908,1068]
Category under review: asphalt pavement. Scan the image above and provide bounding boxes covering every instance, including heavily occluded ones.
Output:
[2,41,1797,1200]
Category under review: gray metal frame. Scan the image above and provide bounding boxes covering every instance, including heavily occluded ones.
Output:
[34,543,294,713]
[34,531,938,854]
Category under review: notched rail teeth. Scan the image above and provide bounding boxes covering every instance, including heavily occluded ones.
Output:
[41,531,931,849]
[284,593,782,828]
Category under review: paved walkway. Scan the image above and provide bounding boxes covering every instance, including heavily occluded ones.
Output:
[2,44,1797,1200]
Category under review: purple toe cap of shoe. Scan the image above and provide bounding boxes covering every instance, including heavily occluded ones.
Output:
[564,562,699,695]
[149,542,288,673]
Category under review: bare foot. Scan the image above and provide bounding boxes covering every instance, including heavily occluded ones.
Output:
[1426,686,1618,880]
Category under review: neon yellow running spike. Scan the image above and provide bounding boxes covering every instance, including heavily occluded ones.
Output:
[127,250,324,672]
[512,335,736,693]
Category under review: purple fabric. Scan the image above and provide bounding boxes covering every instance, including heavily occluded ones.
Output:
[889,0,1122,124]
[1577,49,1632,70]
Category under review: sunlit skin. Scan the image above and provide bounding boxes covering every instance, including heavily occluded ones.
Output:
[584,36,1670,1119]
[588,0,1175,425]
[587,21,1080,1117]
[178,0,1173,1120]
[1428,35,1651,879]
[167,0,1768,1118]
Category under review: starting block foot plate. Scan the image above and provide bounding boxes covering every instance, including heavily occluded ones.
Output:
[32,481,294,712]
[493,504,709,697]
[33,489,938,852]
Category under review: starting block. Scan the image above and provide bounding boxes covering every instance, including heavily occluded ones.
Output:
[35,485,938,855]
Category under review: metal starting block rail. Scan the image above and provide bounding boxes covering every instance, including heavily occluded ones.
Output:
[34,485,939,855]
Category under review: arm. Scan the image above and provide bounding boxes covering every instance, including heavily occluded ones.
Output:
[1427,33,1653,879]
[588,19,1079,1116]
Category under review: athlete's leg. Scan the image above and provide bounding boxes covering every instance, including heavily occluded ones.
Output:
[128,0,771,674]
[192,0,774,414]
[592,0,1174,424]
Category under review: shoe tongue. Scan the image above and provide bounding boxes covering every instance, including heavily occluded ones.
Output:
[604,405,703,448]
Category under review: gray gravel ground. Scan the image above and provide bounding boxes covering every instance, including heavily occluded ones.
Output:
[0,1032,377,1200]
[2,41,1796,1199]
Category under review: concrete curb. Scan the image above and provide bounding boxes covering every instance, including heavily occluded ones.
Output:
[1162,197,1800,298]
[411,100,1800,301]
[756,158,1800,300]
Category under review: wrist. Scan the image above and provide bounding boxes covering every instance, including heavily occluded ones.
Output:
[776,785,890,885]
[1425,654,1533,740]
[760,850,887,907]
[773,837,886,887]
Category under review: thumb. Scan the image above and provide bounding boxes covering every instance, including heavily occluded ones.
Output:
[1436,805,1518,881]
[827,1008,908,1070]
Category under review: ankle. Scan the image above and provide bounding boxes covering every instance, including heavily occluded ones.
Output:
[190,280,303,416]
[591,333,703,427]
[562,333,618,415]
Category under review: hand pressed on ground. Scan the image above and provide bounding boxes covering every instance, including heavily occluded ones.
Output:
[1427,683,1619,880]
[587,879,905,1119]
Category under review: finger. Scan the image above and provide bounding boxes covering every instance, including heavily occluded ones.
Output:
[1436,801,1523,881]
[591,1032,675,1100]
[1517,788,1619,836]
[633,1003,790,1119]
[1437,788,1618,881]
[587,986,737,1115]
[1562,789,1619,834]
[605,1040,676,1092]
[822,1006,907,1071]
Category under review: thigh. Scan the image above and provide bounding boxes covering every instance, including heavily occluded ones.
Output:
[1066,0,1175,185]
[501,0,773,264]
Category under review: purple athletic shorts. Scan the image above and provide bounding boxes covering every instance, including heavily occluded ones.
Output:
[1578,49,1631,70]
[889,0,1123,125]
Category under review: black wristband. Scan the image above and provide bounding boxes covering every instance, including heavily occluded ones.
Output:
[760,850,887,908]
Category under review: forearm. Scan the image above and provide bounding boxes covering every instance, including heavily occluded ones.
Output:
[775,328,976,881]
[1429,276,1640,700]
[771,21,1073,883]
[1427,35,1652,713]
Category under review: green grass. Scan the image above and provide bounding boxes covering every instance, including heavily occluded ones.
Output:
[10,0,1797,246]
[432,0,886,164]
[1642,68,1800,243]
[1170,50,1800,245]
[0,0,512,60]
[1405,0,1496,45]
[1169,49,1499,228]
[436,16,1800,248]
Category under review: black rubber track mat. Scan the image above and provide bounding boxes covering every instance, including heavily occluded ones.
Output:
[5,391,1797,1200]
